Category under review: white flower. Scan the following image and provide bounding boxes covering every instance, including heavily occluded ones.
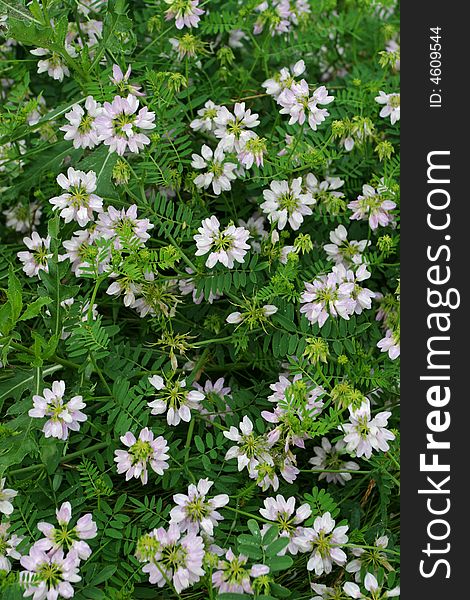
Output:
[212,548,269,594]
[344,572,400,599]
[148,375,204,426]
[191,144,237,195]
[377,329,400,360]
[20,545,81,599]
[114,428,170,484]
[3,202,42,233]
[278,80,334,131]
[106,276,142,307]
[194,216,251,268]
[0,522,23,572]
[17,232,52,277]
[96,204,153,249]
[110,63,144,96]
[28,380,87,441]
[170,478,229,535]
[346,536,393,582]
[301,512,349,575]
[375,91,400,125]
[341,399,395,459]
[164,0,205,29]
[94,94,156,155]
[60,96,102,149]
[226,304,278,325]
[141,525,205,593]
[0,479,17,516]
[262,60,306,99]
[261,177,315,230]
[49,168,103,226]
[333,263,376,315]
[299,270,355,328]
[348,184,396,230]
[30,46,76,81]
[309,438,360,485]
[259,495,311,554]
[324,225,370,266]
[35,502,97,560]
[223,416,272,473]
[214,102,260,153]
[190,100,222,132]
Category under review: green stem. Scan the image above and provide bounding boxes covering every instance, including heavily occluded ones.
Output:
[8,442,109,477]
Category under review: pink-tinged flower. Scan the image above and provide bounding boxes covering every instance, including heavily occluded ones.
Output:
[20,545,81,599]
[17,232,52,277]
[28,380,87,441]
[30,47,76,81]
[299,270,355,328]
[348,184,396,230]
[214,102,260,153]
[324,225,370,267]
[96,204,153,249]
[0,522,23,572]
[346,536,393,582]
[114,428,170,484]
[35,502,97,560]
[3,201,42,233]
[262,60,306,99]
[260,177,316,231]
[164,0,204,29]
[130,274,181,319]
[344,572,400,599]
[110,64,144,96]
[106,275,142,307]
[60,96,102,149]
[311,582,350,600]
[191,145,237,196]
[223,416,272,473]
[377,329,400,360]
[375,91,400,125]
[228,29,248,48]
[333,263,376,315]
[0,479,17,516]
[141,525,205,592]
[95,94,155,155]
[226,304,278,326]
[49,168,103,227]
[148,375,204,426]
[212,548,269,594]
[278,80,334,131]
[193,377,232,420]
[309,437,360,485]
[259,495,311,555]
[237,135,267,169]
[341,399,395,459]
[170,478,229,535]
[190,100,222,133]
[253,1,291,36]
[61,229,109,277]
[194,216,251,268]
[301,512,349,575]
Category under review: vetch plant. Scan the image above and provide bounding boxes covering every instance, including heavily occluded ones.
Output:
[0,0,400,598]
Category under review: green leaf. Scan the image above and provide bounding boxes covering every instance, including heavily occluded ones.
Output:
[89,565,117,585]
[264,536,289,557]
[265,555,293,572]
[19,297,52,321]
[7,266,23,323]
